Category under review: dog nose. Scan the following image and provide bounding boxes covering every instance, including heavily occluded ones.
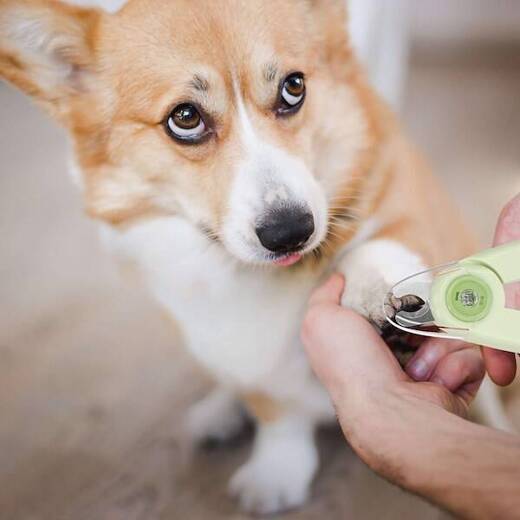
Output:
[256,208,315,253]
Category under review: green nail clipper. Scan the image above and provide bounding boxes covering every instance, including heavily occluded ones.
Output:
[384,240,520,354]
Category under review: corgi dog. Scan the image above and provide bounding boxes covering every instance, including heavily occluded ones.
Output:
[0,0,510,515]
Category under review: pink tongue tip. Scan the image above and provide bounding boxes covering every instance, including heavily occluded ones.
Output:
[273,253,303,267]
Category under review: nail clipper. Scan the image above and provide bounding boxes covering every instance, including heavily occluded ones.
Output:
[385,240,520,354]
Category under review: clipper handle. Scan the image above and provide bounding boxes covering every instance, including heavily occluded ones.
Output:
[466,309,520,355]
[430,262,520,354]
[466,240,520,284]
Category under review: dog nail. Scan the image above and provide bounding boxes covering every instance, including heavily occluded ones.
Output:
[391,294,425,313]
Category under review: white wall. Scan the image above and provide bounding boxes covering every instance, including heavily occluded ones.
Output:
[349,0,410,110]
[410,1,520,47]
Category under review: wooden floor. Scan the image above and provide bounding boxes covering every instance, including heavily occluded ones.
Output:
[1,47,519,520]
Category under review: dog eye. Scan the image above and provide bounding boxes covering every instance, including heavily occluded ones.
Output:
[165,103,207,142]
[278,73,305,115]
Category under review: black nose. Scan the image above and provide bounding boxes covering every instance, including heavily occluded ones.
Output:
[256,208,315,254]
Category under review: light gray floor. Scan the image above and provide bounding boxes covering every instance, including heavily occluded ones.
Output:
[1,47,519,519]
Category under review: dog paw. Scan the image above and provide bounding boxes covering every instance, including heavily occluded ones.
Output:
[338,239,426,331]
[185,388,247,447]
[341,278,426,364]
[228,418,318,515]
[340,276,391,330]
[228,458,311,516]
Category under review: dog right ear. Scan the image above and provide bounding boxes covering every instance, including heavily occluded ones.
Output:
[0,0,101,119]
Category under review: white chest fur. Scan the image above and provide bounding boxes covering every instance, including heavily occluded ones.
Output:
[102,218,324,390]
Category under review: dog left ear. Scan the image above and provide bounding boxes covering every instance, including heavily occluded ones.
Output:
[306,0,348,22]
[0,0,101,119]
[305,0,352,66]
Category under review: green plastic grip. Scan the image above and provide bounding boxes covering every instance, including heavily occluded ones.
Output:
[430,240,520,354]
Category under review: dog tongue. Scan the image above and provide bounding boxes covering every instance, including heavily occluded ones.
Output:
[274,253,303,267]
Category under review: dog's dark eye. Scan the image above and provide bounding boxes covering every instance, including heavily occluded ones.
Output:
[165,103,207,142]
[278,73,305,115]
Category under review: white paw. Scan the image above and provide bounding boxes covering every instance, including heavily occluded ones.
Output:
[338,239,425,329]
[185,388,247,445]
[229,459,312,516]
[228,421,318,515]
[341,275,390,328]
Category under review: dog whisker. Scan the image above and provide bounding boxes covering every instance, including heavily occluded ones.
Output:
[328,221,357,230]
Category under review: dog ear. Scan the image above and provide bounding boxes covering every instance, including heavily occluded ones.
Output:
[0,0,101,118]
[305,0,352,66]
[306,0,348,13]
[306,0,348,23]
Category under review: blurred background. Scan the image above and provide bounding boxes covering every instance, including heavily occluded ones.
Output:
[1,1,519,519]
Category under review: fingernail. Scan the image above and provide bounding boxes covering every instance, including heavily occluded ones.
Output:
[407,358,430,381]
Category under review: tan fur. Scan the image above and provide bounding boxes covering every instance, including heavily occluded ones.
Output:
[241,392,283,424]
[371,134,477,265]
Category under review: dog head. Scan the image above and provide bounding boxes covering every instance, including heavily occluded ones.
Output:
[0,0,377,267]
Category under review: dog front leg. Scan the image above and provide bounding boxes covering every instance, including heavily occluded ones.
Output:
[229,393,318,516]
[185,387,248,446]
[337,238,428,364]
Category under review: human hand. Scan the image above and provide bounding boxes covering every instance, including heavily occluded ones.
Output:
[301,274,485,473]
[482,194,520,386]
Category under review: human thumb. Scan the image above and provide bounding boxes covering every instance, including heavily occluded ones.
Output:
[302,275,405,404]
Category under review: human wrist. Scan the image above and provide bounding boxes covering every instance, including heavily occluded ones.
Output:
[335,383,423,484]
[338,383,468,491]
[348,385,520,519]
[330,354,520,520]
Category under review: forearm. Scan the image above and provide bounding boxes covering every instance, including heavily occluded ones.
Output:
[418,420,520,518]
[343,389,520,519]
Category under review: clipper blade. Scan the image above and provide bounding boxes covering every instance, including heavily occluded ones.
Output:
[384,263,470,341]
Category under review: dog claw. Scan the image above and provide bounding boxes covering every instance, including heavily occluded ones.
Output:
[385,293,425,319]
